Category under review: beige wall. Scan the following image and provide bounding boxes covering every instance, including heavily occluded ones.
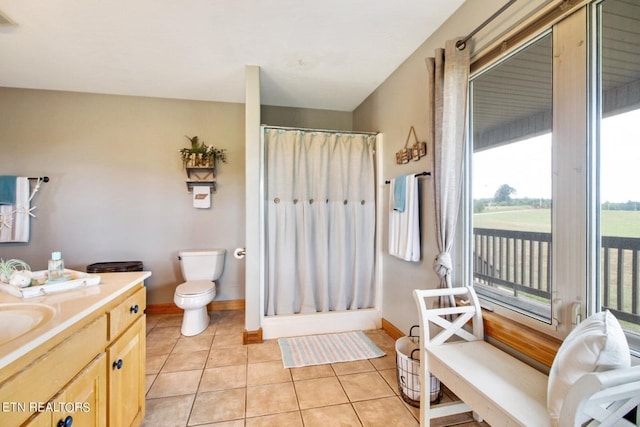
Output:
[261,105,353,130]
[0,87,355,307]
[352,0,540,334]
[0,88,246,305]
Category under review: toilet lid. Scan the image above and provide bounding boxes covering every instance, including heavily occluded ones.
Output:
[176,280,215,296]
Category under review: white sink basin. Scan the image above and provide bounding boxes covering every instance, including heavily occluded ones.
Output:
[0,303,56,346]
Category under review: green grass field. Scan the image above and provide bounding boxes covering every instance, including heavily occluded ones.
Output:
[473,207,640,237]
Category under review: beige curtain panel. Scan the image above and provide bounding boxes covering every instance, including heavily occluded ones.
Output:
[426,39,470,293]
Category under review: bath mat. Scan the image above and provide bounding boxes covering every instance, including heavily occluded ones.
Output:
[278,331,385,368]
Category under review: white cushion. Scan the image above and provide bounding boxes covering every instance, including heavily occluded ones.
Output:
[547,310,630,426]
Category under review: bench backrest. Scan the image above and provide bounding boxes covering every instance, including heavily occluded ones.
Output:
[413,286,484,345]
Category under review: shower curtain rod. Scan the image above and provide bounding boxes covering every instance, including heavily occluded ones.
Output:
[262,125,378,136]
[456,0,517,50]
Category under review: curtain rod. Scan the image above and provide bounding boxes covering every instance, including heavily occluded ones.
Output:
[456,0,518,51]
[262,125,378,136]
[384,171,430,184]
[28,176,49,182]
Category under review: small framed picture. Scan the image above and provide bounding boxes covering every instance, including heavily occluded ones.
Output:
[411,143,420,161]
[418,142,427,157]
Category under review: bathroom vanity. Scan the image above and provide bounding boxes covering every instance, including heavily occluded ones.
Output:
[0,271,150,426]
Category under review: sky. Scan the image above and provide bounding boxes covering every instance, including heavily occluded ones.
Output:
[473,134,551,200]
[473,108,640,203]
[600,109,640,203]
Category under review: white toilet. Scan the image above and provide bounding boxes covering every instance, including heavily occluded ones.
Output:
[174,249,226,336]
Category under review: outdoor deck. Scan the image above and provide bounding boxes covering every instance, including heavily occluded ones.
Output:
[473,227,640,326]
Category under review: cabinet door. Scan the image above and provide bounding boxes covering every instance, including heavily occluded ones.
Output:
[53,353,107,427]
[0,316,107,427]
[22,411,49,427]
[108,315,145,427]
[23,354,107,427]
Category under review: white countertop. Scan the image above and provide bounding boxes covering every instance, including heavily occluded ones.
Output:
[0,271,151,371]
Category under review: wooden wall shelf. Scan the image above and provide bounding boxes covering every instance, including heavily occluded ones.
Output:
[185,167,216,193]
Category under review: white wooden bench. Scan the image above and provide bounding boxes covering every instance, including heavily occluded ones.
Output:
[413,286,640,427]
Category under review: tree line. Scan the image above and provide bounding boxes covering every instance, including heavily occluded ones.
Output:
[473,184,639,213]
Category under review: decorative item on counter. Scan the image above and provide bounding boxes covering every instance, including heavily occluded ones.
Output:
[0,269,102,298]
[396,126,428,164]
[9,270,32,287]
[48,251,65,281]
[0,256,103,297]
[179,136,228,169]
[0,258,31,287]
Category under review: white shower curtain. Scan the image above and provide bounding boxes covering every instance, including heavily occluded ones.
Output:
[264,128,376,315]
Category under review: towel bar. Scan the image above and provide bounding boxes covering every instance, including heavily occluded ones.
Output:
[384,171,430,184]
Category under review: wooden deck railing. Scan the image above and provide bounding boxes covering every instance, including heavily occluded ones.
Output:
[473,228,552,301]
[601,235,640,325]
[473,228,640,325]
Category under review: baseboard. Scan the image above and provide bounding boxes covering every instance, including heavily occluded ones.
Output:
[146,299,245,315]
[210,299,245,311]
[243,328,263,345]
[381,318,406,341]
[146,303,182,315]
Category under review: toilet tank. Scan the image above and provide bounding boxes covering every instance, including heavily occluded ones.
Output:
[178,249,226,281]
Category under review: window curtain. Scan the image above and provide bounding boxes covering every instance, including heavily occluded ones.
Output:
[426,39,470,297]
[264,128,376,315]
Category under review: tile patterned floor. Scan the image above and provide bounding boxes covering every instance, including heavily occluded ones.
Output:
[144,310,486,427]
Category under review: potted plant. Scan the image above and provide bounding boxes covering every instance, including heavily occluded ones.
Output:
[180,136,227,169]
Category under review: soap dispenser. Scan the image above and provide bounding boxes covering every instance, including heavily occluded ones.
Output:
[48,251,65,281]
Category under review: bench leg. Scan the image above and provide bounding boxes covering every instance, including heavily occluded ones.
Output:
[419,347,428,426]
[419,347,473,426]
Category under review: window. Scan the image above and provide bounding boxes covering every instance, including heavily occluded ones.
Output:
[596,0,640,351]
[470,33,554,323]
[466,0,640,349]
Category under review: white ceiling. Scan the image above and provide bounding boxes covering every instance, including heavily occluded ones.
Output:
[0,0,465,111]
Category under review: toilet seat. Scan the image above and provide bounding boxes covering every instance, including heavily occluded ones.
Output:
[176,280,215,297]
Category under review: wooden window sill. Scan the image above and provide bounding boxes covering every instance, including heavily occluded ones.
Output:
[482,309,562,368]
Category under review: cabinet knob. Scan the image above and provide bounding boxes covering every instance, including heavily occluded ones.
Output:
[130,304,139,314]
[57,415,73,427]
[113,359,123,370]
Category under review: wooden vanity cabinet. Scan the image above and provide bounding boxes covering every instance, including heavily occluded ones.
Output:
[1,315,107,427]
[1,280,146,427]
[25,354,107,427]
[106,288,146,427]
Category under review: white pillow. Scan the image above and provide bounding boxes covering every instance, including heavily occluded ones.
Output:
[547,310,630,426]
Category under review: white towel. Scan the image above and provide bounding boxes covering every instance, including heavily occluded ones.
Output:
[0,177,30,243]
[192,186,211,209]
[388,175,420,262]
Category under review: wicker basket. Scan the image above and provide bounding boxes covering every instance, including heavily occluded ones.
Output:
[395,326,442,407]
